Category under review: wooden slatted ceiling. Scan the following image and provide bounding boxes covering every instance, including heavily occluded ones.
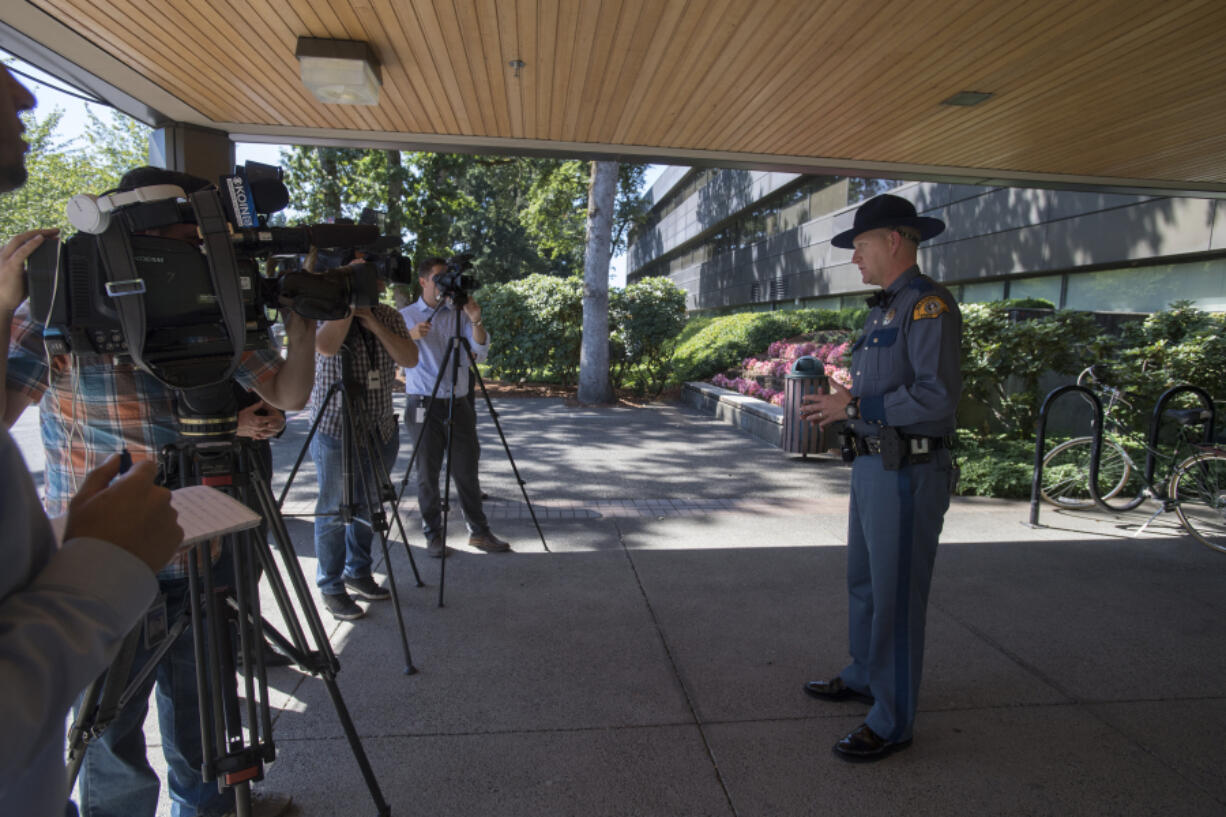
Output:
[15,0,1226,188]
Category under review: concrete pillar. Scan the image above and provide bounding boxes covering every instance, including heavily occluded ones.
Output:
[149,123,233,180]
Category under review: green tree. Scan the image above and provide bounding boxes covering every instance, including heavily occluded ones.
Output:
[279,147,647,286]
[1,109,96,235]
[83,108,151,187]
[1,105,152,237]
[523,160,646,274]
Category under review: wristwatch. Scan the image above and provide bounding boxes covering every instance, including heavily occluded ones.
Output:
[844,398,860,420]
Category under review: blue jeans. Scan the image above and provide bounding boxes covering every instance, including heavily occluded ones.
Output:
[76,555,235,817]
[310,427,400,596]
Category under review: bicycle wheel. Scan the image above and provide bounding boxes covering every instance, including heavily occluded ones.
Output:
[1168,451,1226,553]
[1040,437,1133,508]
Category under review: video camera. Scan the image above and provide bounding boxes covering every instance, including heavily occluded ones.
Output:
[24,162,392,391]
[434,253,481,304]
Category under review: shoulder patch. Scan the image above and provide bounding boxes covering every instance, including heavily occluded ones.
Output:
[913,294,949,321]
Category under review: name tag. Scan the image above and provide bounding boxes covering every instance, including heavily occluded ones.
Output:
[367,371,381,391]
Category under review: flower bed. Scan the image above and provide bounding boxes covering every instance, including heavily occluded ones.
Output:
[710,333,856,405]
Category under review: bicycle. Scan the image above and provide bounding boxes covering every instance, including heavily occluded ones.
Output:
[1039,367,1226,553]
[1040,366,1141,508]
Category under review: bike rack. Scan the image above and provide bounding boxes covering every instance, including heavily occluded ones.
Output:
[1144,385,1216,486]
[1028,385,1108,526]
[1030,382,1219,527]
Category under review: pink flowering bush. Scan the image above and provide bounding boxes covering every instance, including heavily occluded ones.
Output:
[711,330,855,405]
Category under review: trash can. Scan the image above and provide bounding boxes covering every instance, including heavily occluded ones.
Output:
[781,355,830,456]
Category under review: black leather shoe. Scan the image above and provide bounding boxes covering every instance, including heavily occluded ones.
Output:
[803,677,874,704]
[833,723,912,762]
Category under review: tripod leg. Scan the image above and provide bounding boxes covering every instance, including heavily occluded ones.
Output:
[276,381,342,509]
[465,344,550,552]
[242,444,392,814]
[343,393,418,674]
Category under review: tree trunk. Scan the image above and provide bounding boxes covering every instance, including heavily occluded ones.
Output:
[385,149,404,236]
[578,160,617,404]
[317,147,341,218]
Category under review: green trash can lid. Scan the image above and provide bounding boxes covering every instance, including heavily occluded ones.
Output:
[786,355,826,378]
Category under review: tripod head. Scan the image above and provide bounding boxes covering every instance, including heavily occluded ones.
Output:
[175,383,241,441]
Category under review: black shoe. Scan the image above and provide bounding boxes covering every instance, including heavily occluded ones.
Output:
[833,723,912,762]
[321,592,365,621]
[803,677,874,704]
[344,575,390,601]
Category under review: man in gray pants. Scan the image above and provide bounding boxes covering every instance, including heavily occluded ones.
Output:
[799,195,961,762]
[400,257,510,557]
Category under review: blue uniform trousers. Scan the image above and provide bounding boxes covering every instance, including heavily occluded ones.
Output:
[839,449,951,743]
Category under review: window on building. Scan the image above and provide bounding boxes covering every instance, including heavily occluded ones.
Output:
[1064,258,1226,312]
[1007,275,1063,307]
[960,280,1007,304]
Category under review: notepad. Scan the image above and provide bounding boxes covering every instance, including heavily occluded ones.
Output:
[51,485,262,547]
[170,485,263,546]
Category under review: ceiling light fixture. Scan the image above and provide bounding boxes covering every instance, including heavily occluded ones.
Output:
[295,37,381,105]
[941,91,994,107]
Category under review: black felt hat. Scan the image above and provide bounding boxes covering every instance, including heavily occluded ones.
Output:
[830,194,946,249]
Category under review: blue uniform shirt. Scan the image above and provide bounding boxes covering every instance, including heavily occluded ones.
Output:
[848,266,962,438]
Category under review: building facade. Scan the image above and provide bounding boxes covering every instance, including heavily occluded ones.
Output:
[626,169,1226,314]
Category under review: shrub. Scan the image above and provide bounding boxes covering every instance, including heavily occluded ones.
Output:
[482,274,688,391]
[960,301,1103,437]
[673,307,864,382]
[953,432,1040,498]
[613,276,688,396]
[482,274,583,384]
[1096,301,1226,430]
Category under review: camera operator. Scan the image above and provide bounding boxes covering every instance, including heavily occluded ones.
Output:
[0,66,184,817]
[308,261,418,621]
[400,256,510,557]
[4,162,312,816]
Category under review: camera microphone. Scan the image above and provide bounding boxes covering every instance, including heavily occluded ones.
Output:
[305,224,380,248]
[249,177,290,215]
[229,223,380,254]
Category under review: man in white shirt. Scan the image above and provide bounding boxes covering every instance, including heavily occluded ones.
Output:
[399,257,509,557]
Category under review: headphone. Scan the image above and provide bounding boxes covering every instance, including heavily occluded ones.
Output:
[66,184,188,234]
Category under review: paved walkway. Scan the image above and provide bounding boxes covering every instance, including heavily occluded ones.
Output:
[13,395,1226,816]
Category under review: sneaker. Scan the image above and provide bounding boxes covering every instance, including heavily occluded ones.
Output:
[468,531,511,552]
[219,790,295,817]
[321,592,365,621]
[426,537,451,558]
[344,575,391,601]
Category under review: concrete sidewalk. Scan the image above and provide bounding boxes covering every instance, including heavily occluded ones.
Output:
[15,395,1226,816]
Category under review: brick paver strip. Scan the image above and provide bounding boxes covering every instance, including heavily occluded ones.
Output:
[279,497,842,522]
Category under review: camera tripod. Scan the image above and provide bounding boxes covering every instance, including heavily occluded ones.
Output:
[66,436,391,816]
[397,297,548,608]
[278,326,422,674]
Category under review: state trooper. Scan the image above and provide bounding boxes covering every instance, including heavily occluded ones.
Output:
[799,193,962,762]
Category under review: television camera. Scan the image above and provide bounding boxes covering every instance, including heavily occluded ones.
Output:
[24,162,403,393]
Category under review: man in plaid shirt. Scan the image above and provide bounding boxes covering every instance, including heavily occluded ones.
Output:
[308,283,418,621]
[4,166,314,817]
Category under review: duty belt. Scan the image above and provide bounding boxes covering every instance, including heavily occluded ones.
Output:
[854,433,953,457]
